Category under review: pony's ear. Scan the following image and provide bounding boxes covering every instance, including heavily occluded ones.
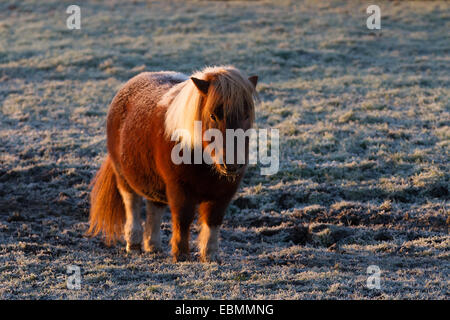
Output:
[248,75,258,89]
[191,77,210,95]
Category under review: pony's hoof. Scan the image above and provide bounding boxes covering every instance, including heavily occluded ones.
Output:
[144,243,163,254]
[126,243,142,254]
[172,253,190,262]
[200,253,221,264]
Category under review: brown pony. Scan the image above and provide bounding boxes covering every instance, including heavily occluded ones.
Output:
[87,66,258,262]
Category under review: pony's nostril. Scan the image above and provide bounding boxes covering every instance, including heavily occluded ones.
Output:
[224,164,245,173]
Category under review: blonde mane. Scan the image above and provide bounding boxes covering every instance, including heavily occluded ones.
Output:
[163,65,257,148]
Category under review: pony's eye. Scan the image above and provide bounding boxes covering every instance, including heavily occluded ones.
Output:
[210,113,217,121]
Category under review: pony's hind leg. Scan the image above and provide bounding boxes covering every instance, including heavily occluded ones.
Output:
[143,200,165,253]
[117,184,143,253]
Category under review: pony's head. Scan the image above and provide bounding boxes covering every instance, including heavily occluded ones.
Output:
[164,66,258,177]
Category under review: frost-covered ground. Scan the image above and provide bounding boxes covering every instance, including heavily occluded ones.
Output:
[0,0,448,299]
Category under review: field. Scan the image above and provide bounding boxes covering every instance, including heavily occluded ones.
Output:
[0,0,448,299]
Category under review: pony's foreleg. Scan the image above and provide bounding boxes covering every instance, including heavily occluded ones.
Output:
[198,224,220,263]
[198,201,228,263]
[167,186,196,262]
[170,208,195,262]
[117,185,143,253]
[143,200,165,253]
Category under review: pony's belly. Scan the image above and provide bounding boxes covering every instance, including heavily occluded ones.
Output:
[125,168,168,204]
[116,145,168,204]
[143,189,168,205]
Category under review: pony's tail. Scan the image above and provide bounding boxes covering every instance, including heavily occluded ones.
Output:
[87,155,125,245]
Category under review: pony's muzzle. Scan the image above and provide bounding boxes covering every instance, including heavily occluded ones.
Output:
[220,163,246,176]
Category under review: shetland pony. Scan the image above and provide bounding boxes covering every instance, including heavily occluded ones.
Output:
[87,66,258,262]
